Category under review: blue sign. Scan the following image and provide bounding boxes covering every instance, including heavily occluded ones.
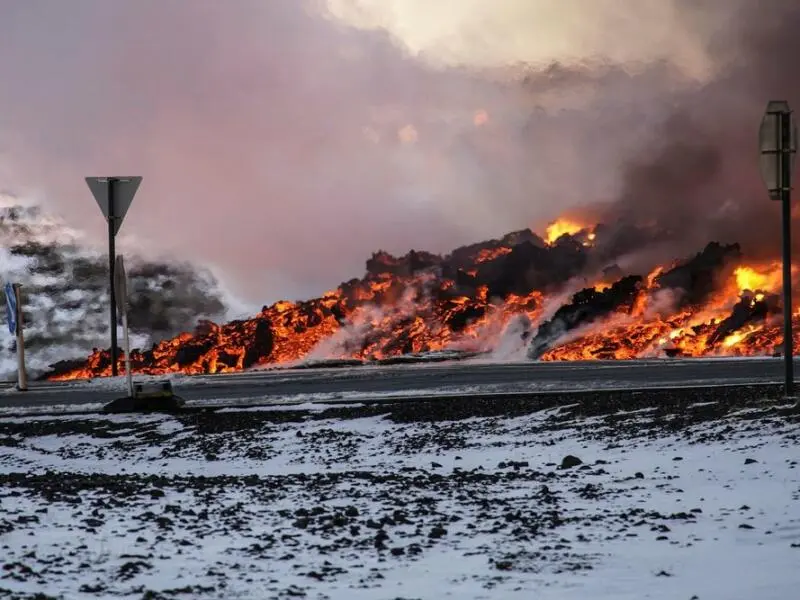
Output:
[4,282,17,336]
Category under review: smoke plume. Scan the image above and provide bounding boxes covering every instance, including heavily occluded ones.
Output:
[0,0,796,309]
[595,1,800,262]
[0,197,228,379]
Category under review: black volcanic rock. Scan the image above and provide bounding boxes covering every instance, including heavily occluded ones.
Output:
[444,304,487,333]
[175,339,216,368]
[445,228,546,272]
[528,275,643,359]
[244,319,275,368]
[560,455,583,469]
[477,238,589,298]
[38,358,87,380]
[656,242,742,306]
[500,229,547,248]
[707,292,780,346]
[366,250,441,277]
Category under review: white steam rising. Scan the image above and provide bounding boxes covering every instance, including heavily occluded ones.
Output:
[0,199,230,380]
[0,0,743,307]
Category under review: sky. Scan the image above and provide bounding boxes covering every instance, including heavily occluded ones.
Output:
[0,0,790,307]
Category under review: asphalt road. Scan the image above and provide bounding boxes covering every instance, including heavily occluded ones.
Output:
[0,357,794,411]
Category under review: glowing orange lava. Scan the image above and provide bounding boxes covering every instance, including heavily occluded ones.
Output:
[44,220,800,381]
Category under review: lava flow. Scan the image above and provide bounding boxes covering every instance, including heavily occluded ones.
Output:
[45,218,799,380]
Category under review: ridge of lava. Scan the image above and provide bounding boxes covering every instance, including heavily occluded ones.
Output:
[45,219,797,380]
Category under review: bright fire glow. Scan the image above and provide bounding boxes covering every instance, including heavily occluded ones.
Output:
[544,219,585,245]
[734,264,782,293]
[722,325,763,348]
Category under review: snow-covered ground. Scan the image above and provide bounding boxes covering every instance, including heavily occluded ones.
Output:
[0,393,798,599]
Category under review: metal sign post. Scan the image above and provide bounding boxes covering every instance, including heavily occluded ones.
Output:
[759,100,798,398]
[114,255,134,398]
[4,282,27,391]
[86,176,142,377]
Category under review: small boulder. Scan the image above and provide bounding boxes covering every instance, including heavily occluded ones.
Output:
[560,455,583,469]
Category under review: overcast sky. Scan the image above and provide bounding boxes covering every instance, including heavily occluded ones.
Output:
[0,0,776,307]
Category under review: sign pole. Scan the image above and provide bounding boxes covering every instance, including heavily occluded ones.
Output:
[86,175,141,379]
[13,284,27,391]
[108,179,119,377]
[759,101,797,399]
[780,111,794,397]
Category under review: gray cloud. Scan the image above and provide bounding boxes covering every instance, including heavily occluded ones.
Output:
[596,1,800,262]
[0,0,780,309]
[326,0,722,76]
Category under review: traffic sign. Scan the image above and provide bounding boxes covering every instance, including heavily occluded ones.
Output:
[759,101,797,200]
[758,100,797,398]
[87,175,142,377]
[4,282,16,336]
[114,255,128,314]
[86,176,142,235]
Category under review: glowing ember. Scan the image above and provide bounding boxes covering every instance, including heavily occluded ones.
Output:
[475,247,512,263]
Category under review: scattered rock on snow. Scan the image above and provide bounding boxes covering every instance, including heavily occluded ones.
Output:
[560,455,583,469]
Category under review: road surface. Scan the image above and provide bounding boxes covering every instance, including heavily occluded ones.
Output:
[0,357,792,411]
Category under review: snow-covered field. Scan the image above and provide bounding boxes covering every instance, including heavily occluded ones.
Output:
[0,392,798,599]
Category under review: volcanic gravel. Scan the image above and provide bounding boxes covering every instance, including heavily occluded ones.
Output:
[0,386,798,599]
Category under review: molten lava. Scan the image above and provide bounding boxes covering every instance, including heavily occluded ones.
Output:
[44,220,800,381]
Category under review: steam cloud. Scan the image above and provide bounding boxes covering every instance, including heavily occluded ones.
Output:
[597,1,800,263]
[0,198,227,379]
[0,0,797,310]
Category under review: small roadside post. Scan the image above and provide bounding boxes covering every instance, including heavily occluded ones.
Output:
[759,100,798,399]
[114,255,134,398]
